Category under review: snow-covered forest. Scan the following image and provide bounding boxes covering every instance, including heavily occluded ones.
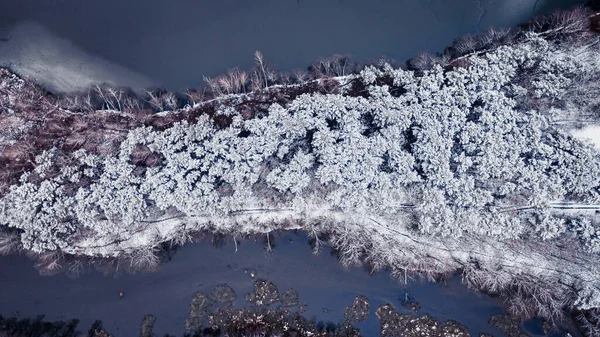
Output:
[1,5,600,335]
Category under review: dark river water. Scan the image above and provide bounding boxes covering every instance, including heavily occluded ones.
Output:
[0,0,588,91]
[0,232,519,337]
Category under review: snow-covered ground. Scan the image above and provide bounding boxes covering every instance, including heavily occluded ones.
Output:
[572,125,600,150]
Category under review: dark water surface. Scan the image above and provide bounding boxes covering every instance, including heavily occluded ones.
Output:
[0,0,588,91]
[0,232,510,337]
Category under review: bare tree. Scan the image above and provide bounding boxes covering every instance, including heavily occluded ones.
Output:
[122,95,143,114]
[75,90,96,112]
[126,246,160,271]
[213,68,248,95]
[266,68,278,86]
[34,251,64,276]
[250,70,262,91]
[292,69,308,84]
[0,230,21,255]
[408,52,436,71]
[309,54,354,78]
[228,68,248,93]
[203,76,223,97]
[254,50,269,88]
[145,90,178,111]
[279,72,292,85]
[169,225,193,247]
[217,75,233,95]
[57,94,90,112]
[453,35,478,55]
[478,27,513,47]
[330,54,352,76]
[185,89,207,106]
[94,85,125,111]
[530,6,592,40]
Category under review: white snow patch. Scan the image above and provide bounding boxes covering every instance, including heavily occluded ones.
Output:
[572,125,600,150]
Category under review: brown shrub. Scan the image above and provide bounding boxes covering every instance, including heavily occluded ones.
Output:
[68,115,89,131]
[2,142,34,161]
[130,144,151,165]
[64,132,88,150]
